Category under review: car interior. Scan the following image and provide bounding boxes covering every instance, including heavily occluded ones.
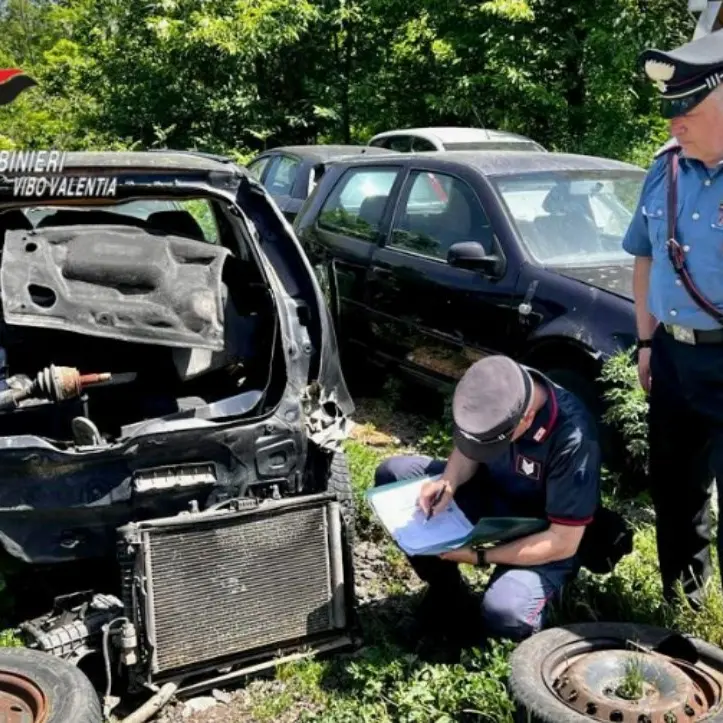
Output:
[0,203,278,446]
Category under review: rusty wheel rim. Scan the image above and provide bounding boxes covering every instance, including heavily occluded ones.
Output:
[0,671,48,723]
[540,635,723,723]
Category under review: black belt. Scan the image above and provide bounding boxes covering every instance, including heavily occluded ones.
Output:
[662,323,723,345]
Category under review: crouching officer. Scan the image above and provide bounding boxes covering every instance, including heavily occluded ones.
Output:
[623,30,723,607]
[374,355,630,651]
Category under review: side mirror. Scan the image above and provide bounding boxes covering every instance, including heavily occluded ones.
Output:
[447,241,503,275]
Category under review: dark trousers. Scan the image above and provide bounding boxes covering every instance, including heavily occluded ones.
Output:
[648,325,723,604]
[374,455,577,641]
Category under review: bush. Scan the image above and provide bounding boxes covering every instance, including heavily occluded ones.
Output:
[599,350,649,474]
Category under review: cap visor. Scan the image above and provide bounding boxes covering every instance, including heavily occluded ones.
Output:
[453,426,510,464]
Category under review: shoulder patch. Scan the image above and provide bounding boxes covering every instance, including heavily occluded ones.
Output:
[654,137,681,159]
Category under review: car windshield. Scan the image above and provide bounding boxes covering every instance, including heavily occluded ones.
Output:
[490,170,645,267]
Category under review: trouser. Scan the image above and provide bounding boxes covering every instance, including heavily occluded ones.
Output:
[374,455,578,641]
[648,324,723,604]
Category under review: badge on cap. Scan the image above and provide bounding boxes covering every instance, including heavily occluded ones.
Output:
[644,59,675,92]
[516,454,541,480]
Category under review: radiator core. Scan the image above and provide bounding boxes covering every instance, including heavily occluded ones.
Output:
[120,495,349,676]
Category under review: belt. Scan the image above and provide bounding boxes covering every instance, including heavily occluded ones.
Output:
[662,323,723,345]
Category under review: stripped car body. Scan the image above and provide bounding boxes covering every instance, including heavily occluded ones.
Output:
[0,151,357,702]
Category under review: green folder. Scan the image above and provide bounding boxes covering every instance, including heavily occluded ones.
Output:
[366,473,548,556]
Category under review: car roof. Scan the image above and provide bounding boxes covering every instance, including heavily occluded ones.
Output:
[325,149,644,176]
[368,126,538,144]
[255,145,397,162]
[22,150,241,174]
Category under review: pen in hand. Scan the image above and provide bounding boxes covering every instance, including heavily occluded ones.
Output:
[425,485,447,522]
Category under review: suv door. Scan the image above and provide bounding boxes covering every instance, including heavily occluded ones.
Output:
[364,167,519,384]
[302,163,405,356]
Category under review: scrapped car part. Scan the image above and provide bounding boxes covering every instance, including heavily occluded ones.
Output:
[1,225,231,351]
[118,682,178,723]
[0,364,110,411]
[115,492,354,694]
[508,622,723,722]
[0,646,102,722]
[20,592,125,666]
[18,492,356,704]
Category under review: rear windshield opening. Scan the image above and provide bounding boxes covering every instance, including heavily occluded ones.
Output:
[0,197,286,448]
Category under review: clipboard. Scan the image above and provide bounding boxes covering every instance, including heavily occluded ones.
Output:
[365,473,548,556]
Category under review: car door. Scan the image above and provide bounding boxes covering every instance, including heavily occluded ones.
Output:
[364,166,519,385]
[302,163,406,355]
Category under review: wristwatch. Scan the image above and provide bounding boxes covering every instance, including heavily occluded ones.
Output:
[473,545,488,567]
[636,338,652,350]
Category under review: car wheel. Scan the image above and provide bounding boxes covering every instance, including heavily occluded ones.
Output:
[508,622,723,722]
[0,646,102,723]
[328,449,355,544]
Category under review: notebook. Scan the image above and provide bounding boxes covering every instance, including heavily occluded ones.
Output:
[366,473,547,556]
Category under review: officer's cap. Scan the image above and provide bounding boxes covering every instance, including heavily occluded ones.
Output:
[640,30,723,118]
[452,355,533,464]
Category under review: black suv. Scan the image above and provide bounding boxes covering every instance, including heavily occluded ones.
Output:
[0,151,357,719]
[294,150,645,474]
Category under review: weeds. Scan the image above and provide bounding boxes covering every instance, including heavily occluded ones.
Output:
[599,350,650,472]
[617,654,646,700]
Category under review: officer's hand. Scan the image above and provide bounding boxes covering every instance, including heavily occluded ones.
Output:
[439,546,478,565]
[418,478,454,519]
[638,347,652,393]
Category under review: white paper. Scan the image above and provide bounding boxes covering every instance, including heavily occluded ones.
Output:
[368,477,474,555]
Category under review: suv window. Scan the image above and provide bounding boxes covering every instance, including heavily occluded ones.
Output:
[382,136,413,153]
[265,155,300,195]
[247,156,270,181]
[318,167,398,241]
[411,137,438,152]
[389,171,493,260]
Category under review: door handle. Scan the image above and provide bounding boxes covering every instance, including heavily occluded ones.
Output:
[369,265,393,278]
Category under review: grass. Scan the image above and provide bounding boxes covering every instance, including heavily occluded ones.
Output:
[3,365,723,722]
[617,654,646,700]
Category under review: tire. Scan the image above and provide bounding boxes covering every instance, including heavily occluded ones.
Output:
[0,646,102,723]
[328,449,355,544]
[508,622,723,722]
[326,449,360,625]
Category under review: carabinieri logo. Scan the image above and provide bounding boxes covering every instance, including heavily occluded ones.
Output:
[0,69,37,107]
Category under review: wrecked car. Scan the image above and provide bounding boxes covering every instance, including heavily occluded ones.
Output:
[0,150,357,721]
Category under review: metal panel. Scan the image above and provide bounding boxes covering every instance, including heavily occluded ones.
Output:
[134,498,342,674]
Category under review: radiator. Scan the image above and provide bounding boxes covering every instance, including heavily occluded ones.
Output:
[117,493,351,682]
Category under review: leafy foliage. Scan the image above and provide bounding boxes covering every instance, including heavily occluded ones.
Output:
[0,0,696,164]
[599,350,650,472]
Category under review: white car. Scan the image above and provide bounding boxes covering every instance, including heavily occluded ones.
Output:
[367,126,546,153]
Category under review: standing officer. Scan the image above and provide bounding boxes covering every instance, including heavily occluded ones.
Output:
[373,355,603,652]
[622,30,723,607]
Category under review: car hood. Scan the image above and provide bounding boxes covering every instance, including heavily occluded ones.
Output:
[552,264,633,300]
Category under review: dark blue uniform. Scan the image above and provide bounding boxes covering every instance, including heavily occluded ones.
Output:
[374,367,601,641]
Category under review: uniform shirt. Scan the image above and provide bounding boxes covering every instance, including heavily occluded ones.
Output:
[622,143,723,330]
[485,369,601,526]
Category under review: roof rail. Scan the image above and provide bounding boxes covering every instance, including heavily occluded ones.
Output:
[146,149,235,164]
